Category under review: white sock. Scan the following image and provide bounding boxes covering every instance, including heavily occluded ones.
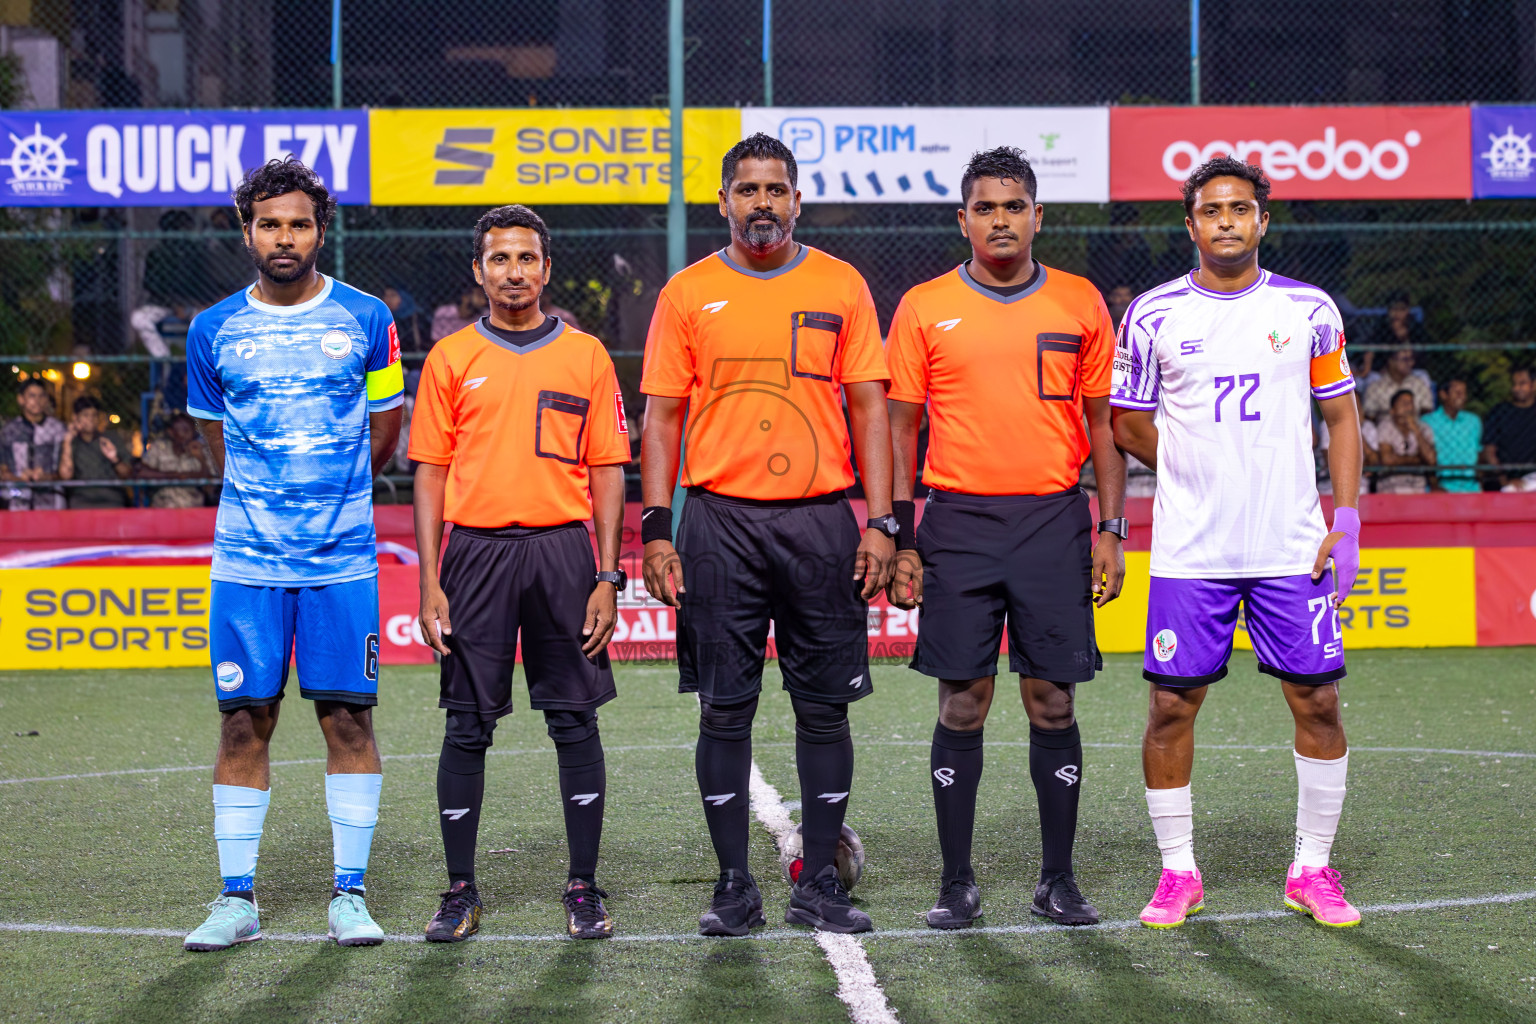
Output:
[1293,750,1348,869]
[326,773,382,891]
[212,784,270,889]
[1145,785,1196,872]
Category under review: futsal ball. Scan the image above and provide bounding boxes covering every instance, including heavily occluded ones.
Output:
[779,823,866,890]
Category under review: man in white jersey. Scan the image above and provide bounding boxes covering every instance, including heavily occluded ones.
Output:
[1111,157,1364,929]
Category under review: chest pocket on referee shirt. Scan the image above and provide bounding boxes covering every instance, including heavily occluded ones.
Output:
[535,390,590,465]
[1036,333,1082,402]
[791,311,842,382]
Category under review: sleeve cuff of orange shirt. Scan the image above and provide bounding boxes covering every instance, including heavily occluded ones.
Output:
[406,451,452,466]
[887,390,926,405]
[838,373,891,387]
[640,385,692,398]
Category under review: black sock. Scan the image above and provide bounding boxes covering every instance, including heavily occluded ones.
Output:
[696,698,757,874]
[223,890,255,904]
[547,710,605,883]
[793,698,853,880]
[438,711,493,887]
[1029,722,1082,877]
[931,721,984,885]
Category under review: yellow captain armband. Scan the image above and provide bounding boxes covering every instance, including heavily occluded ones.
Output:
[366,361,405,407]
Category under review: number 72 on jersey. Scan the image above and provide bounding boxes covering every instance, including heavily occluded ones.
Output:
[1214,373,1261,422]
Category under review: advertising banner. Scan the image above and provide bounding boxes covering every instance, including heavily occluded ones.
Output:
[0,110,368,207]
[741,107,1109,203]
[1472,106,1536,198]
[1,566,211,669]
[368,108,740,205]
[1475,547,1536,646]
[1109,106,1472,201]
[1091,548,1477,653]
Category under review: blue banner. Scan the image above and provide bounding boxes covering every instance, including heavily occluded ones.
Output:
[1472,105,1536,198]
[0,110,369,207]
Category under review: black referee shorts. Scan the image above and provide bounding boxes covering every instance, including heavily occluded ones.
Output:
[438,522,616,717]
[675,488,872,705]
[910,488,1102,684]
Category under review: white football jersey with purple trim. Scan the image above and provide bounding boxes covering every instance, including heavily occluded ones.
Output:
[1110,269,1354,578]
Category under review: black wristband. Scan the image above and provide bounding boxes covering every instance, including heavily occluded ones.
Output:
[640,505,674,545]
[893,500,917,552]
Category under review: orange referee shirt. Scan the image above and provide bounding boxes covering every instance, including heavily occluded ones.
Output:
[408,318,631,527]
[641,246,889,501]
[886,262,1114,496]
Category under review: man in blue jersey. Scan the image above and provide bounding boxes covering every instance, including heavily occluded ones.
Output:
[181,158,404,951]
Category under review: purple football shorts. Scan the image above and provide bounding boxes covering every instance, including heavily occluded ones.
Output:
[1143,573,1346,687]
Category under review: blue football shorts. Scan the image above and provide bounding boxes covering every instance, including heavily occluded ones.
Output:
[208,577,380,711]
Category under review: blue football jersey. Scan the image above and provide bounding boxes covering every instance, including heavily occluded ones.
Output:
[186,275,404,586]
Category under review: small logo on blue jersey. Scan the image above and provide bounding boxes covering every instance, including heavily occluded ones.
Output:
[216,661,244,691]
[321,330,352,359]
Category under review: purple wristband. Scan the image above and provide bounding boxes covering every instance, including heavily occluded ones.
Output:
[1331,506,1361,537]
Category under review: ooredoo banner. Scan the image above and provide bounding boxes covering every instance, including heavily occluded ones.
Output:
[1110,106,1471,201]
[740,107,1110,203]
[0,110,369,206]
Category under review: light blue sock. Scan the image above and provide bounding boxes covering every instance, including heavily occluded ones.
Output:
[212,784,270,894]
[326,773,382,892]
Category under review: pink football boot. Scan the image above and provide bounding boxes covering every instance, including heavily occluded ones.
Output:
[1284,864,1361,927]
[1139,868,1205,929]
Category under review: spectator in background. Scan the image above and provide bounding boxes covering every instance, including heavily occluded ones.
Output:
[1482,366,1536,490]
[130,210,220,357]
[1106,284,1135,331]
[383,284,424,352]
[1317,390,1378,495]
[1367,293,1432,350]
[62,396,131,508]
[136,412,212,508]
[1361,348,1435,421]
[0,378,67,510]
[1421,378,1481,493]
[1357,294,1433,387]
[1375,389,1436,494]
[205,208,254,297]
[430,285,488,343]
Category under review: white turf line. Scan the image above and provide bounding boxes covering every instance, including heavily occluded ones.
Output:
[3,890,1533,947]
[5,740,1533,787]
[748,761,901,1024]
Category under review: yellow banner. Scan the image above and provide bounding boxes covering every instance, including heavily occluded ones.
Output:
[1093,547,1478,654]
[368,108,741,205]
[1,566,212,670]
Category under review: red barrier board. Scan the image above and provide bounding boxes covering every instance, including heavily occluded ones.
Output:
[1110,106,1472,201]
[1475,547,1536,647]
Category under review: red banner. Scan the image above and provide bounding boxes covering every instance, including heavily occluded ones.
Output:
[1110,106,1472,201]
[1475,547,1536,647]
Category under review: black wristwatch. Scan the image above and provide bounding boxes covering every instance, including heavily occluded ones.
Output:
[595,569,627,591]
[1097,518,1129,540]
[866,514,900,539]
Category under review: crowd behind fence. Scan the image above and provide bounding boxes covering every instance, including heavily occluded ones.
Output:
[3,1,1536,508]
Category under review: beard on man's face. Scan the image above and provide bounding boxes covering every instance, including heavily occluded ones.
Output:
[248,241,319,284]
[735,209,794,253]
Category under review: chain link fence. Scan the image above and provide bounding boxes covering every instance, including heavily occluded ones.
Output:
[2,0,1534,505]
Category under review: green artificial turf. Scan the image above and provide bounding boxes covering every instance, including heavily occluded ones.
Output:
[0,650,1532,1023]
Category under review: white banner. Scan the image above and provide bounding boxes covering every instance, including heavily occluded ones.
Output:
[741,107,1109,204]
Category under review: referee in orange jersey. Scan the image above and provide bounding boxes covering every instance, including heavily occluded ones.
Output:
[640,134,896,936]
[885,147,1127,930]
[410,205,631,942]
